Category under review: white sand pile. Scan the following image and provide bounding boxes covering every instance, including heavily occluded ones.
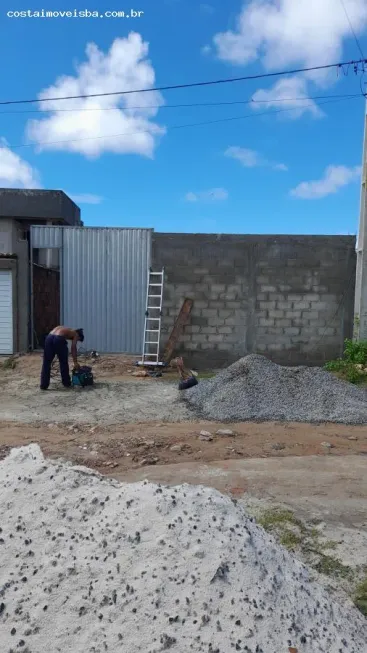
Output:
[0,445,366,653]
[184,354,367,424]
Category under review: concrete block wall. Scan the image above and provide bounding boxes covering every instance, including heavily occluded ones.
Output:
[152,233,356,368]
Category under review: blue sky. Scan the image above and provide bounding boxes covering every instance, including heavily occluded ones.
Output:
[0,0,367,235]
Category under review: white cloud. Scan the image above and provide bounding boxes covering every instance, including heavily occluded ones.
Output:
[225,146,262,168]
[225,146,288,171]
[185,188,229,202]
[251,76,322,119]
[0,139,41,188]
[274,163,289,172]
[26,32,165,159]
[290,165,361,199]
[208,0,367,119]
[200,3,214,14]
[211,0,367,72]
[68,193,103,204]
[201,44,212,56]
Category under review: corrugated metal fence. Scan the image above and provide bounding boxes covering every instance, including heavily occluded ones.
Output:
[31,226,152,353]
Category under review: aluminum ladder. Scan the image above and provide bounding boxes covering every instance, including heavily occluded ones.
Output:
[139,267,165,366]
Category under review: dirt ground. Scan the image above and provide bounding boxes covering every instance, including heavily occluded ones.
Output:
[1,352,367,588]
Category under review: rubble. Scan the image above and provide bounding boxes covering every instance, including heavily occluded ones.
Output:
[0,444,365,652]
[184,354,367,424]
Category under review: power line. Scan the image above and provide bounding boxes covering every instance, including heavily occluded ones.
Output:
[0,58,366,106]
[0,93,360,115]
[339,0,365,59]
[3,94,361,151]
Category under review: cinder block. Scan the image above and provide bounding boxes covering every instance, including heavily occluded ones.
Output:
[320,294,338,303]
[261,285,277,292]
[277,319,292,327]
[228,284,242,294]
[185,325,200,334]
[211,284,226,293]
[256,276,269,284]
[218,326,232,334]
[257,326,270,336]
[220,292,237,301]
[201,327,217,334]
[195,334,209,342]
[259,318,275,327]
[217,343,232,350]
[302,310,319,320]
[200,343,213,350]
[292,301,310,310]
[226,302,242,309]
[219,310,233,319]
[288,294,303,301]
[317,327,336,336]
[193,268,209,275]
[312,286,328,293]
[222,334,241,343]
[225,317,245,326]
[194,301,209,309]
[277,301,293,310]
[279,284,292,292]
[174,284,195,293]
[208,317,225,327]
[209,301,225,309]
[267,294,285,302]
[304,294,320,302]
[257,293,268,301]
[208,334,224,343]
[284,327,300,336]
[310,301,329,311]
[259,301,276,310]
[181,334,192,343]
[202,309,218,318]
[185,342,199,350]
[267,343,284,351]
[285,310,302,319]
[256,343,268,352]
[191,315,208,327]
[268,310,285,319]
[266,327,286,335]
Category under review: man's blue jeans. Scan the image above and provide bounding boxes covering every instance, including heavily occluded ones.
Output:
[40,334,71,390]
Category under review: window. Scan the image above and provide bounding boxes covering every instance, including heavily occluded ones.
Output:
[17,228,28,242]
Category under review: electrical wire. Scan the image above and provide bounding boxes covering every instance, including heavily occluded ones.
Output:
[0,58,366,106]
[0,93,361,115]
[3,94,362,151]
[339,0,365,59]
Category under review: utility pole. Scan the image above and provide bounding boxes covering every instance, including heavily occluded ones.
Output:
[354,103,367,340]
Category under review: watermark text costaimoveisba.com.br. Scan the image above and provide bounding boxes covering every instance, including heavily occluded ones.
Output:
[6,8,144,18]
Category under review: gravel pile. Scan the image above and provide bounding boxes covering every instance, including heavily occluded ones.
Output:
[0,444,366,653]
[184,354,367,424]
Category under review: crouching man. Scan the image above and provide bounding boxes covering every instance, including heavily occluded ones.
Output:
[40,326,84,390]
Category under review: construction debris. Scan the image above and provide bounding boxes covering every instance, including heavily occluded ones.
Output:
[184,354,367,425]
[0,444,365,652]
[216,429,235,436]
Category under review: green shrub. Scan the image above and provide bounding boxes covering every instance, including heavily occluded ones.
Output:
[324,339,367,384]
[343,338,367,365]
